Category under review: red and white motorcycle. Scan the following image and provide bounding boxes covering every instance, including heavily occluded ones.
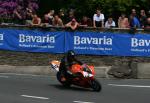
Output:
[50,60,102,92]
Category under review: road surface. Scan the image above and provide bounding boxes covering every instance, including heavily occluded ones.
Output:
[0,73,150,103]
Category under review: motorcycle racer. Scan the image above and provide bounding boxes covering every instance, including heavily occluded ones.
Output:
[59,50,83,82]
[50,51,102,92]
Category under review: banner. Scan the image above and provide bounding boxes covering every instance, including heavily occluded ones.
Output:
[0,28,150,57]
[0,28,65,53]
[66,32,150,56]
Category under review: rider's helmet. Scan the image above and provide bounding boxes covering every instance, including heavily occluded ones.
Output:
[67,50,76,61]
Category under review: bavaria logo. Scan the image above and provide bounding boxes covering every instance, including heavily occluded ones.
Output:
[19,34,55,43]
[131,38,150,47]
[74,36,112,45]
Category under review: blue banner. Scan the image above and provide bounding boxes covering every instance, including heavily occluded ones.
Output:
[66,32,150,56]
[0,28,150,56]
[0,28,65,53]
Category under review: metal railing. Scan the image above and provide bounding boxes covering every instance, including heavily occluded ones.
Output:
[0,23,149,34]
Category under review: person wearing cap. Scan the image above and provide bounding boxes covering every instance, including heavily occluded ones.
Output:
[65,18,79,30]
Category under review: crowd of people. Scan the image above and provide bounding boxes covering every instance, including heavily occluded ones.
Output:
[2,5,150,30]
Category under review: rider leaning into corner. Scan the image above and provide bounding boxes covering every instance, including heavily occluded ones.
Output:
[59,50,84,82]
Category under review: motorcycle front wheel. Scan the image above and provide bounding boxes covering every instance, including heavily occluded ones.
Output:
[90,79,102,92]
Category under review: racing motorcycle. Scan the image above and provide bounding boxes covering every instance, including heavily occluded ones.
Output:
[50,60,102,92]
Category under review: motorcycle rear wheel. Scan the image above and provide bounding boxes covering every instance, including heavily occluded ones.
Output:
[57,72,71,87]
[90,79,102,92]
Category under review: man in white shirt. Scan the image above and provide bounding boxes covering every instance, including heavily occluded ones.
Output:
[105,17,116,28]
[93,9,105,28]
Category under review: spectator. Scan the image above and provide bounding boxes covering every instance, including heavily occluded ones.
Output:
[130,8,138,19]
[25,7,33,25]
[129,15,140,28]
[105,17,116,28]
[131,9,137,16]
[52,15,63,27]
[93,9,105,28]
[66,10,76,23]
[148,10,150,17]
[42,14,52,26]
[65,18,79,30]
[31,14,41,26]
[13,6,24,24]
[140,10,147,28]
[118,14,129,28]
[129,9,140,28]
[80,16,92,27]
[47,10,55,24]
[59,9,66,23]
[145,17,150,29]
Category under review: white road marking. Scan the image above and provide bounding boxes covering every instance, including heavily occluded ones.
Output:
[0,73,55,78]
[108,84,150,88]
[73,101,95,103]
[21,95,49,100]
[0,76,9,78]
[0,73,45,77]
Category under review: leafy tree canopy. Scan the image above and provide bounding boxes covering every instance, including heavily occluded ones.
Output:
[39,0,150,20]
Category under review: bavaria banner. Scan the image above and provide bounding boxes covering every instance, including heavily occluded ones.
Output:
[66,32,150,56]
[0,28,65,53]
[0,28,150,56]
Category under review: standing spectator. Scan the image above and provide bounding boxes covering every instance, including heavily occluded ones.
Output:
[145,17,150,29]
[66,10,76,23]
[129,9,140,28]
[65,18,79,30]
[13,6,24,24]
[140,10,147,28]
[131,9,137,17]
[59,9,66,23]
[31,14,41,26]
[93,9,105,28]
[52,15,64,27]
[105,17,116,28]
[148,10,150,17]
[47,10,55,24]
[129,15,140,28]
[118,14,129,28]
[80,16,92,27]
[25,7,33,25]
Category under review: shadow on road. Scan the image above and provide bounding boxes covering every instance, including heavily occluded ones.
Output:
[50,84,94,92]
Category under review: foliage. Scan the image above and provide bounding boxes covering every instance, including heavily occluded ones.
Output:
[0,0,39,23]
[39,0,150,20]
[0,0,149,23]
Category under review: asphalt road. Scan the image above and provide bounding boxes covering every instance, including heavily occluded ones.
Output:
[0,73,150,103]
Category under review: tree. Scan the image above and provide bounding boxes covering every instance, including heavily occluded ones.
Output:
[0,0,39,23]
